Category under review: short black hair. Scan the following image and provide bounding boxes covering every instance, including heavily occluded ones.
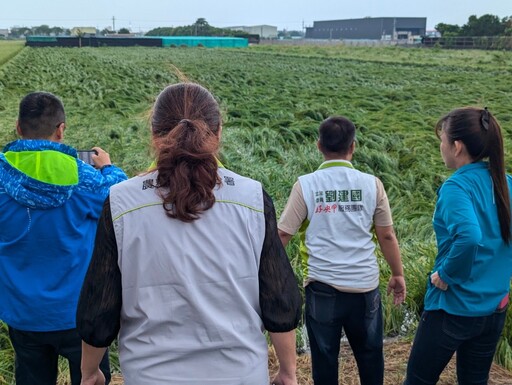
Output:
[18,92,65,139]
[318,116,356,154]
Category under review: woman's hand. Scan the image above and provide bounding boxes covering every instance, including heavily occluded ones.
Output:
[271,369,298,385]
[431,271,448,291]
[80,368,105,385]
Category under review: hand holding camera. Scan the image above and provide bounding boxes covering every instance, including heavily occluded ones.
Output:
[77,147,112,169]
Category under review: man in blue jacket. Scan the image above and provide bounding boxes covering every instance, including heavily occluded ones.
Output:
[0,91,127,385]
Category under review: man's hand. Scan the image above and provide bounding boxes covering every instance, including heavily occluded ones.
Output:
[387,275,406,305]
[91,146,112,169]
[430,271,448,291]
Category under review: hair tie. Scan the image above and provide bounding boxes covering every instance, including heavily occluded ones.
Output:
[480,107,490,131]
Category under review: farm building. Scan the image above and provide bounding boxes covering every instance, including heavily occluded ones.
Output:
[0,29,9,38]
[70,27,97,36]
[227,25,278,39]
[305,17,426,41]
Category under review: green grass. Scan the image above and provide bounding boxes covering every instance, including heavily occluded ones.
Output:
[0,41,24,68]
[0,45,511,382]
[0,322,14,385]
[252,43,512,69]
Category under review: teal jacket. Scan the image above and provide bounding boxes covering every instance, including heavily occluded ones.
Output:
[425,162,512,316]
[0,139,127,331]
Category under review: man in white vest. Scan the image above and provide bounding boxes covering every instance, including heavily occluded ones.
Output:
[278,116,406,385]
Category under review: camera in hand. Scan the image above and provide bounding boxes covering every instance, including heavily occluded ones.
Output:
[77,150,98,165]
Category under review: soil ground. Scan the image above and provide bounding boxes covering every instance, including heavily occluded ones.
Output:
[108,340,512,385]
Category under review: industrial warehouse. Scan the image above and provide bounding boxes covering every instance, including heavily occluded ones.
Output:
[305,17,427,43]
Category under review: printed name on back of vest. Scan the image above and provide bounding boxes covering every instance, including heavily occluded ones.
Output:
[224,176,235,186]
[142,179,155,190]
[314,189,364,214]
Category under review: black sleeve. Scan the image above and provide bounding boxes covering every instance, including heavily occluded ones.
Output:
[259,189,302,332]
[76,196,122,347]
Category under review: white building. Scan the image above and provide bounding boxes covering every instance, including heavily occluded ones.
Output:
[70,27,97,36]
[227,25,278,39]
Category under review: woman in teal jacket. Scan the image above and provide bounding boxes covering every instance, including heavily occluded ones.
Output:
[405,107,512,385]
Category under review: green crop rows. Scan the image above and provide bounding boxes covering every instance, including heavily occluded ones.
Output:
[0,44,511,382]
[0,41,24,68]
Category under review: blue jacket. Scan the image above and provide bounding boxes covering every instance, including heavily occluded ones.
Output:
[425,162,512,316]
[0,140,127,331]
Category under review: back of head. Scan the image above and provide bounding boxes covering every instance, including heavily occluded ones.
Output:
[436,107,494,161]
[18,92,65,139]
[436,107,511,243]
[151,83,222,222]
[319,116,356,155]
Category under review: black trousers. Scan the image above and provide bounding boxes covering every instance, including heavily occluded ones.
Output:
[305,281,384,385]
[404,309,507,385]
[8,326,111,385]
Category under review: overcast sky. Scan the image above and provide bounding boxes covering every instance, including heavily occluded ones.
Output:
[1,0,510,32]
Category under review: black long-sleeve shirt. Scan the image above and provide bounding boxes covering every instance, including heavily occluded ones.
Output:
[77,189,302,347]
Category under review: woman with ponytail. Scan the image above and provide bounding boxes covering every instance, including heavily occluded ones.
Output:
[76,83,302,385]
[405,107,512,385]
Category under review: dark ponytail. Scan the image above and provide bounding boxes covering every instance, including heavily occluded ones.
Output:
[151,83,222,222]
[486,113,511,244]
[437,107,511,243]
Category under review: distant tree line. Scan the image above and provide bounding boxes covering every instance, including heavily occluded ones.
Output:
[8,25,70,38]
[436,14,512,37]
[145,18,299,39]
[1,25,131,38]
[2,18,298,40]
[145,18,251,38]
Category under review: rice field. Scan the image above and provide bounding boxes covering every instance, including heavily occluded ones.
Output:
[0,40,24,67]
[0,42,511,384]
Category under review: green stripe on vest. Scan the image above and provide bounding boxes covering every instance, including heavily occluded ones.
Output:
[318,160,354,170]
[4,150,79,185]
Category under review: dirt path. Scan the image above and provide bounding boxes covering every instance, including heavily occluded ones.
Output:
[108,340,512,385]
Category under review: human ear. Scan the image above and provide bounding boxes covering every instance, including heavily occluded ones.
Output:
[453,140,464,157]
[55,123,65,141]
[15,121,23,137]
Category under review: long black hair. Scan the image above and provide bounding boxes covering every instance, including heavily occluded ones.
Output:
[436,107,511,244]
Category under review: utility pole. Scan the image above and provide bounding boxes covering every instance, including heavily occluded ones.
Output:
[112,16,116,33]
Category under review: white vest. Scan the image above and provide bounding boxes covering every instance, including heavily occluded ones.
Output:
[109,168,268,385]
[298,160,378,289]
